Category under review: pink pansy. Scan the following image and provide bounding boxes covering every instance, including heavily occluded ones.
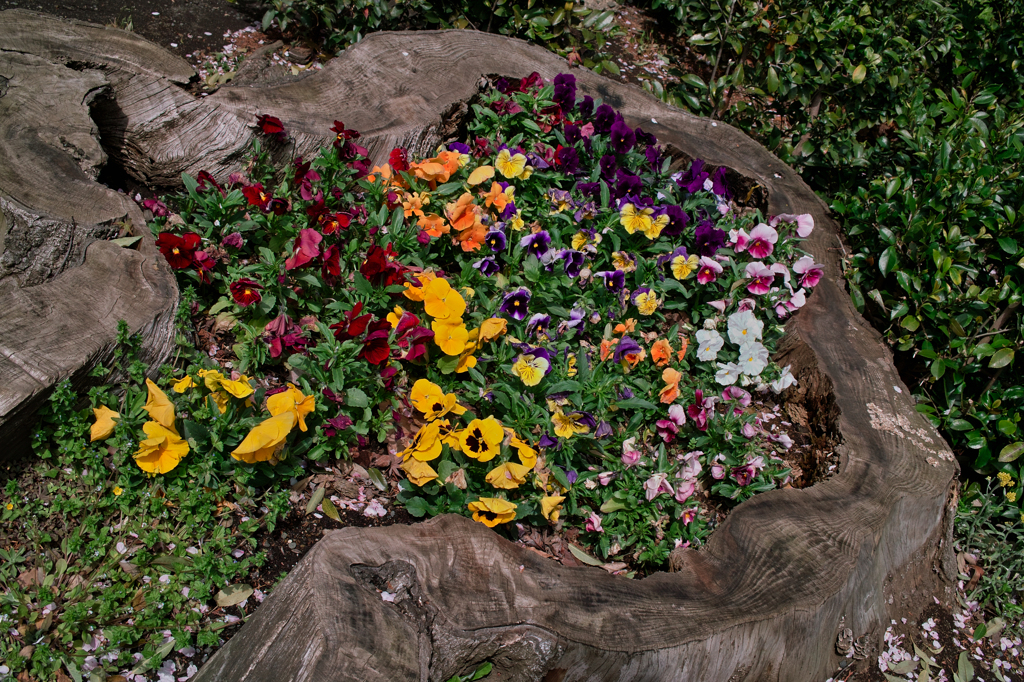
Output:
[621,438,642,467]
[746,223,779,259]
[680,508,697,525]
[741,422,758,438]
[732,465,756,486]
[674,478,696,503]
[793,255,824,288]
[768,432,794,449]
[597,471,616,486]
[667,403,687,426]
[708,299,729,313]
[644,472,674,501]
[770,262,791,284]
[585,512,604,533]
[696,256,724,284]
[737,297,756,312]
[744,261,775,295]
[710,463,726,479]
[731,228,750,252]
[580,122,596,138]
[285,228,323,270]
[771,213,815,238]
[721,386,751,415]
[655,419,679,443]
[679,451,702,479]
[774,287,808,319]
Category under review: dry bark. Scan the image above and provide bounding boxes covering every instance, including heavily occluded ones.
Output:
[0,10,180,458]
[0,12,958,679]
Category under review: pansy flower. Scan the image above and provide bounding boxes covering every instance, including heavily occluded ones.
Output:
[632,288,661,316]
[670,249,700,281]
[594,103,616,134]
[661,204,690,237]
[550,408,594,439]
[694,219,727,256]
[156,232,201,270]
[330,302,372,340]
[474,256,500,277]
[485,462,531,490]
[525,313,551,339]
[696,256,724,284]
[499,287,532,321]
[659,367,683,404]
[255,114,287,141]
[609,120,636,154]
[519,230,551,259]
[612,336,643,365]
[769,213,815,238]
[793,256,824,288]
[485,228,507,253]
[460,417,504,462]
[359,319,392,365]
[467,497,517,527]
[715,361,742,386]
[695,329,724,361]
[410,379,467,420]
[401,456,439,487]
[401,420,444,462]
[495,148,530,179]
[90,405,120,442]
[745,223,779,259]
[284,228,323,271]
[744,261,776,295]
[431,318,470,356]
[560,249,585,278]
[512,347,551,386]
[677,158,709,193]
[553,72,577,111]
[612,251,637,273]
[571,229,601,250]
[737,340,769,376]
[727,310,764,345]
[595,270,625,292]
[230,278,263,307]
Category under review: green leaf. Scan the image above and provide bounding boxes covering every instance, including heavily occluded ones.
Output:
[346,387,370,408]
[999,442,1024,463]
[368,467,387,491]
[989,348,1014,368]
[600,498,627,512]
[110,235,143,248]
[214,584,253,608]
[900,315,920,332]
[615,397,658,411]
[998,237,1018,255]
[879,246,898,276]
[851,64,867,84]
[884,177,902,199]
[546,380,583,394]
[766,66,780,93]
[567,544,603,566]
[949,419,974,431]
[930,359,946,380]
[436,354,460,374]
[680,73,706,90]
[549,465,572,491]
[404,496,429,517]
[305,486,325,514]
[321,497,341,522]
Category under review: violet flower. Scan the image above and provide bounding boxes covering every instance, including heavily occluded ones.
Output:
[561,249,585,278]
[594,421,612,439]
[519,230,551,259]
[677,158,709,194]
[594,103,616,134]
[595,269,625,292]
[613,336,642,364]
[485,228,507,253]
[609,120,636,154]
[525,313,551,338]
[500,287,532,321]
[474,256,500,277]
[694,219,727,257]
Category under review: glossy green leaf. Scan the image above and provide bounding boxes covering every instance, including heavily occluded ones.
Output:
[998,442,1024,463]
[989,348,1014,369]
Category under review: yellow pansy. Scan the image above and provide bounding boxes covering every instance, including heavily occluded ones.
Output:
[512,353,549,387]
[540,495,566,523]
[231,411,297,464]
[495,149,527,179]
[467,497,517,527]
[460,417,504,462]
[135,420,190,474]
[401,421,444,462]
[634,290,661,316]
[508,432,537,469]
[551,408,590,439]
[143,378,177,430]
[401,456,439,487]
[672,253,700,280]
[423,278,467,321]
[267,384,315,432]
[485,461,531,490]
[432,318,469,356]
[467,165,495,186]
[619,203,653,236]
[90,405,120,442]
[410,379,467,420]
[479,318,508,344]
[172,376,196,393]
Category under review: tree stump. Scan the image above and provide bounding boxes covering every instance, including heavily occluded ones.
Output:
[0,13,959,679]
[0,10,183,457]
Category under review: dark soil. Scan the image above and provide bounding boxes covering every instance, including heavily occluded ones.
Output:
[2,0,261,58]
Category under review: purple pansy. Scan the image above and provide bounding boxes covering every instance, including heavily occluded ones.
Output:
[694,219,727,257]
[561,249,585,278]
[595,269,625,292]
[500,287,532,321]
[519,230,552,259]
[485,228,507,253]
[474,256,500,277]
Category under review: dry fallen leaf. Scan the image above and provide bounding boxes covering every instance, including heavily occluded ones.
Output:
[215,583,254,608]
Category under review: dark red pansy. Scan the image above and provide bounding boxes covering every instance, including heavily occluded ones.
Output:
[230,278,263,307]
[256,114,287,141]
[388,147,409,172]
[359,319,392,365]
[156,232,201,269]
[284,228,323,271]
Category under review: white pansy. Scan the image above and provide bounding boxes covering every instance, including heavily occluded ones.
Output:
[737,340,769,376]
[695,329,724,361]
[715,362,742,385]
[771,365,798,393]
[727,310,764,346]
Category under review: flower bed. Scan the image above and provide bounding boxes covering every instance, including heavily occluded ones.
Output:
[122,71,823,567]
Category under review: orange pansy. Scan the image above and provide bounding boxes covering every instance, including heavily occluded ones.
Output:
[651,339,673,367]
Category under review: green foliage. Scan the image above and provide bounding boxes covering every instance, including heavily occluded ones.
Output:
[260,0,619,67]
[957,478,1024,630]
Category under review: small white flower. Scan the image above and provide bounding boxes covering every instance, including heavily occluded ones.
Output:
[727,310,764,346]
[771,365,797,393]
[695,329,724,361]
[737,340,769,376]
[703,177,715,191]
[715,362,742,386]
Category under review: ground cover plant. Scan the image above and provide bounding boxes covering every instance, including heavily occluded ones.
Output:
[1,72,822,679]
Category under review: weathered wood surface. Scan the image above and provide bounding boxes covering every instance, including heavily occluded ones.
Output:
[0,10,180,457]
[0,12,958,679]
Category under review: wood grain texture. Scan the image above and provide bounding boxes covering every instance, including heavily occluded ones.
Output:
[0,13,956,678]
[178,30,959,682]
[0,10,179,459]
